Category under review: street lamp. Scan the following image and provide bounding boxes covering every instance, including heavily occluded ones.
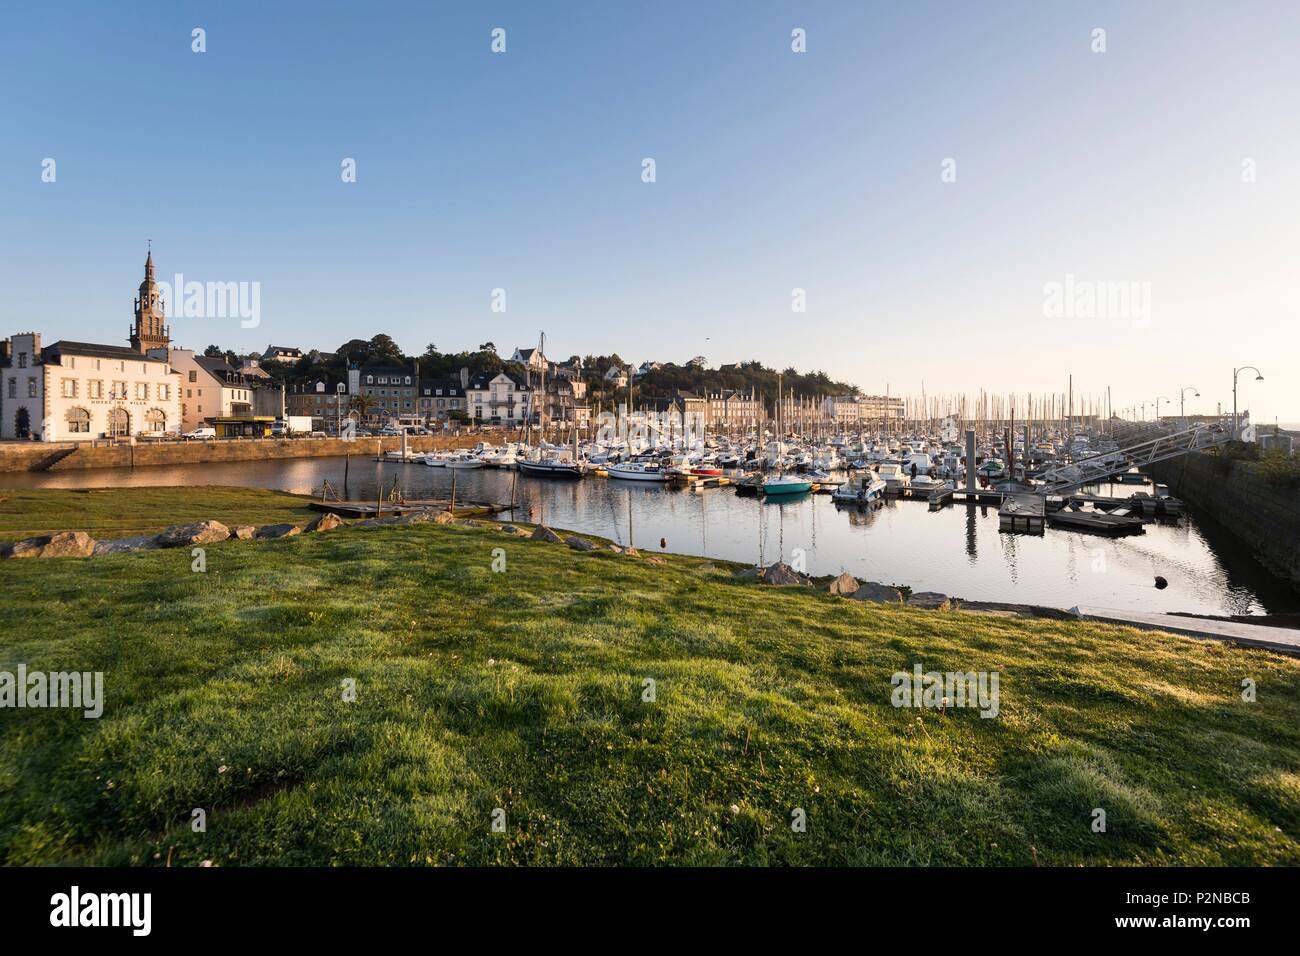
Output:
[1179,386,1199,429]
[1155,395,1170,426]
[1232,366,1264,438]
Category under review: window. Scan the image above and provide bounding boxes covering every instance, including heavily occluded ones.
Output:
[17,353,26,368]
[366,375,373,384]
[158,384,170,401]
[27,378,37,398]
[65,407,90,433]
[188,371,197,383]
[107,407,130,437]
[136,383,148,400]
[145,409,166,432]
[7,379,16,398]
[186,389,192,398]
[112,381,127,399]
[61,378,78,398]
[88,380,103,399]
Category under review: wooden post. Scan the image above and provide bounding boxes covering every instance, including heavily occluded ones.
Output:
[449,468,457,515]
[344,453,351,500]
[627,488,633,549]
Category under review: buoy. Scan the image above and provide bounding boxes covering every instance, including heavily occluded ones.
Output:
[1154,576,1168,589]
[660,537,667,549]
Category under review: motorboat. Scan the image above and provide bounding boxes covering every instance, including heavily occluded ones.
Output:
[762,475,813,495]
[831,475,886,504]
[446,454,487,469]
[607,460,670,482]
[876,462,910,491]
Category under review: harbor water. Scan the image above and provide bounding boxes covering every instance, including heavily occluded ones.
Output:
[8,455,1298,617]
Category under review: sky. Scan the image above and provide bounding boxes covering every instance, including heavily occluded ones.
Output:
[2,1,1297,423]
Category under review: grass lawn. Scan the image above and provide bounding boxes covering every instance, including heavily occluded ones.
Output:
[0,486,318,542]
[1,488,1298,866]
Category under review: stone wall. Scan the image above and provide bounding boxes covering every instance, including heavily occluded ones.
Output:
[0,435,471,473]
[1151,452,1300,589]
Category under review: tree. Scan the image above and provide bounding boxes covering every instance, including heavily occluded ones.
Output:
[203,345,223,357]
[424,343,439,357]
[479,342,497,354]
[367,334,404,364]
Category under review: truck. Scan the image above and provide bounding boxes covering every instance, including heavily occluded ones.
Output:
[272,416,315,437]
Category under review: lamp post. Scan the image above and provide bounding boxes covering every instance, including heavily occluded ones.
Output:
[1232,366,1264,438]
[1179,386,1199,430]
[1155,395,1170,427]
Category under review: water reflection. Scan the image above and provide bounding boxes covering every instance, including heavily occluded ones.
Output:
[7,455,1297,616]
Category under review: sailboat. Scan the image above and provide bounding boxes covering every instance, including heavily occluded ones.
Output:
[761,374,813,494]
[517,331,583,479]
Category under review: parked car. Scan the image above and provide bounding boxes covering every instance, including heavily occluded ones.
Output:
[183,427,217,441]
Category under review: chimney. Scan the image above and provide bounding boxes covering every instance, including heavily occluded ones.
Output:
[459,366,470,389]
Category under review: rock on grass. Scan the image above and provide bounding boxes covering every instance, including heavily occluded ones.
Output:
[156,521,230,548]
[9,531,96,558]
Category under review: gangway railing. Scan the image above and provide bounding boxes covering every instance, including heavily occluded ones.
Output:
[1038,420,1234,494]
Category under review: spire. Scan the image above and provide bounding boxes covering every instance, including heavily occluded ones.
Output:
[145,240,154,279]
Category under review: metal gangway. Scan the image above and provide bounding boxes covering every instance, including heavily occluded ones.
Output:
[1037,420,1234,494]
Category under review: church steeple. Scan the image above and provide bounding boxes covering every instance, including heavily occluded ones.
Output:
[130,244,169,353]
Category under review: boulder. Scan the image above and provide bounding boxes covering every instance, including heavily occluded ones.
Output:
[254,523,301,540]
[645,555,666,566]
[9,531,96,559]
[828,572,860,596]
[848,581,904,604]
[531,525,564,544]
[397,511,432,525]
[608,543,625,554]
[623,547,640,558]
[92,535,160,556]
[733,566,762,580]
[232,525,257,540]
[156,520,230,549]
[305,513,343,533]
[907,591,951,610]
[761,562,808,586]
[500,524,523,535]
[434,511,456,524]
[566,536,597,552]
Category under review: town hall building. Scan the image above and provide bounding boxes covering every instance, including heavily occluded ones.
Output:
[1,252,182,441]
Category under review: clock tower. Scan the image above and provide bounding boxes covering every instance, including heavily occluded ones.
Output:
[130,248,170,353]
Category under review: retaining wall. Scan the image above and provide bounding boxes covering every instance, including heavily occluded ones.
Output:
[1151,452,1300,590]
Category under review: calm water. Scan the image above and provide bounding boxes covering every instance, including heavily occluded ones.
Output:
[9,456,1298,616]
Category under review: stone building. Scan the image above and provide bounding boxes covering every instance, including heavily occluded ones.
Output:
[1,253,181,440]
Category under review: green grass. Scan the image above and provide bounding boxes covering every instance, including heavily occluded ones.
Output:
[0,486,317,542]
[1,488,1298,866]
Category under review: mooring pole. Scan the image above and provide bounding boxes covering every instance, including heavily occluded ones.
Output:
[965,429,976,494]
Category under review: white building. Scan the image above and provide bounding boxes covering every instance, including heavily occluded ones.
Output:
[2,254,182,441]
[467,370,530,425]
[2,333,181,441]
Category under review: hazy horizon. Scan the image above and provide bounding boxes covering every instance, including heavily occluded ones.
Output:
[2,0,1296,420]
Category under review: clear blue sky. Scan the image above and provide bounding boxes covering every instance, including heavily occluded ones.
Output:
[2,1,1297,421]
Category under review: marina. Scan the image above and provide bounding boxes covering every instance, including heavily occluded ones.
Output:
[10,441,1298,617]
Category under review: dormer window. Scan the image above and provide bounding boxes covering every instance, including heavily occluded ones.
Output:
[366,375,374,385]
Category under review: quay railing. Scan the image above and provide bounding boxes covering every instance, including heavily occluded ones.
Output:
[1037,419,1234,494]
